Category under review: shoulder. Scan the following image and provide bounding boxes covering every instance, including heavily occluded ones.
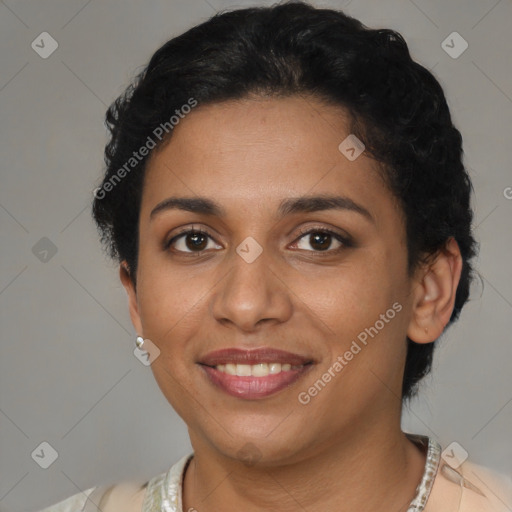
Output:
[38,480,148,512]
[37,454,193,512]
[426,457,512,512]
[92,480,148,512]
[458,460,512,512]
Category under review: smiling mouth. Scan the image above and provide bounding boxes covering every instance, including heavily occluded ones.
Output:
[198,362,314,399]
[197,347,315,399]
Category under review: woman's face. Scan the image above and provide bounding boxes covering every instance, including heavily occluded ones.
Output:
[124,95,420,464]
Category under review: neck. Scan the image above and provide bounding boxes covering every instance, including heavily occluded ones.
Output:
[183,412,427,512]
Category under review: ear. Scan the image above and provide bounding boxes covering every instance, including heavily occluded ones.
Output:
[407,238,463,343]
[119,261,143,336]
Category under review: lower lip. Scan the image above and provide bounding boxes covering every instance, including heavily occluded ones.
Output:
[199,364,313,399]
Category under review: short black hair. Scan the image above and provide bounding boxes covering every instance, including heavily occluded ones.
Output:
[92,0,477,401]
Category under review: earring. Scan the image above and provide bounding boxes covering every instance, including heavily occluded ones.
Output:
[136,336,145,348]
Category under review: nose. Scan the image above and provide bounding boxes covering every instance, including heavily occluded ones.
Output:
[211,247,293,333]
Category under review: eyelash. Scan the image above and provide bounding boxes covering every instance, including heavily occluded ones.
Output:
[164,225,353,255]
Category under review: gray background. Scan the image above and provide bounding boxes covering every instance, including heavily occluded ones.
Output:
[1,0,511,510]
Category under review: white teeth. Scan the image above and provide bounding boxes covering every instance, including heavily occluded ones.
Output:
[224,363,236,375]
[252,363,269,377]
[214,362,301,376]
[269,363,281,374]
[236,364,252,376]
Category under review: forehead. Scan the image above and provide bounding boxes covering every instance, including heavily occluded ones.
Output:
[142,95,393,220]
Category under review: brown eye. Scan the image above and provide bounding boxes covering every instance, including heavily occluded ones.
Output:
[166,229,222,253]
[184,232,208,251]
[294,228,350,253]
[307,232,332,251]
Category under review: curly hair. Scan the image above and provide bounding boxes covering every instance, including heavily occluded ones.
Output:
[92,0,477,401]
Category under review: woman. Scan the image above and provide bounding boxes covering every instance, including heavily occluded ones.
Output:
[40,1,511,511]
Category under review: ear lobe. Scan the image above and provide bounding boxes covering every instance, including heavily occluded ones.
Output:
[119,262,143,335]
[407,238,463,344]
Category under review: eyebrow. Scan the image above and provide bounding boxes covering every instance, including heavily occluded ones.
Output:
[150,194,374,223]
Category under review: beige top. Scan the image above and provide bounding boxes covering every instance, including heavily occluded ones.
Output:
[39,434,512,512]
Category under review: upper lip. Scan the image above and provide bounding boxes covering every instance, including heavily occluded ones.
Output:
[198,348,314,367]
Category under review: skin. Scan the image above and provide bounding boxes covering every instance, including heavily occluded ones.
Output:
[120,94,462,512]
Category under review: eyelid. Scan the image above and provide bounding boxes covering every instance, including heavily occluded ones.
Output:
[294,224,351,240]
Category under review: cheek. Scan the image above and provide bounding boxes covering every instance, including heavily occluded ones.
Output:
[136,264,204,412]
[299,261,400,336]
[300,254,408,383]
[136,254,205,352]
